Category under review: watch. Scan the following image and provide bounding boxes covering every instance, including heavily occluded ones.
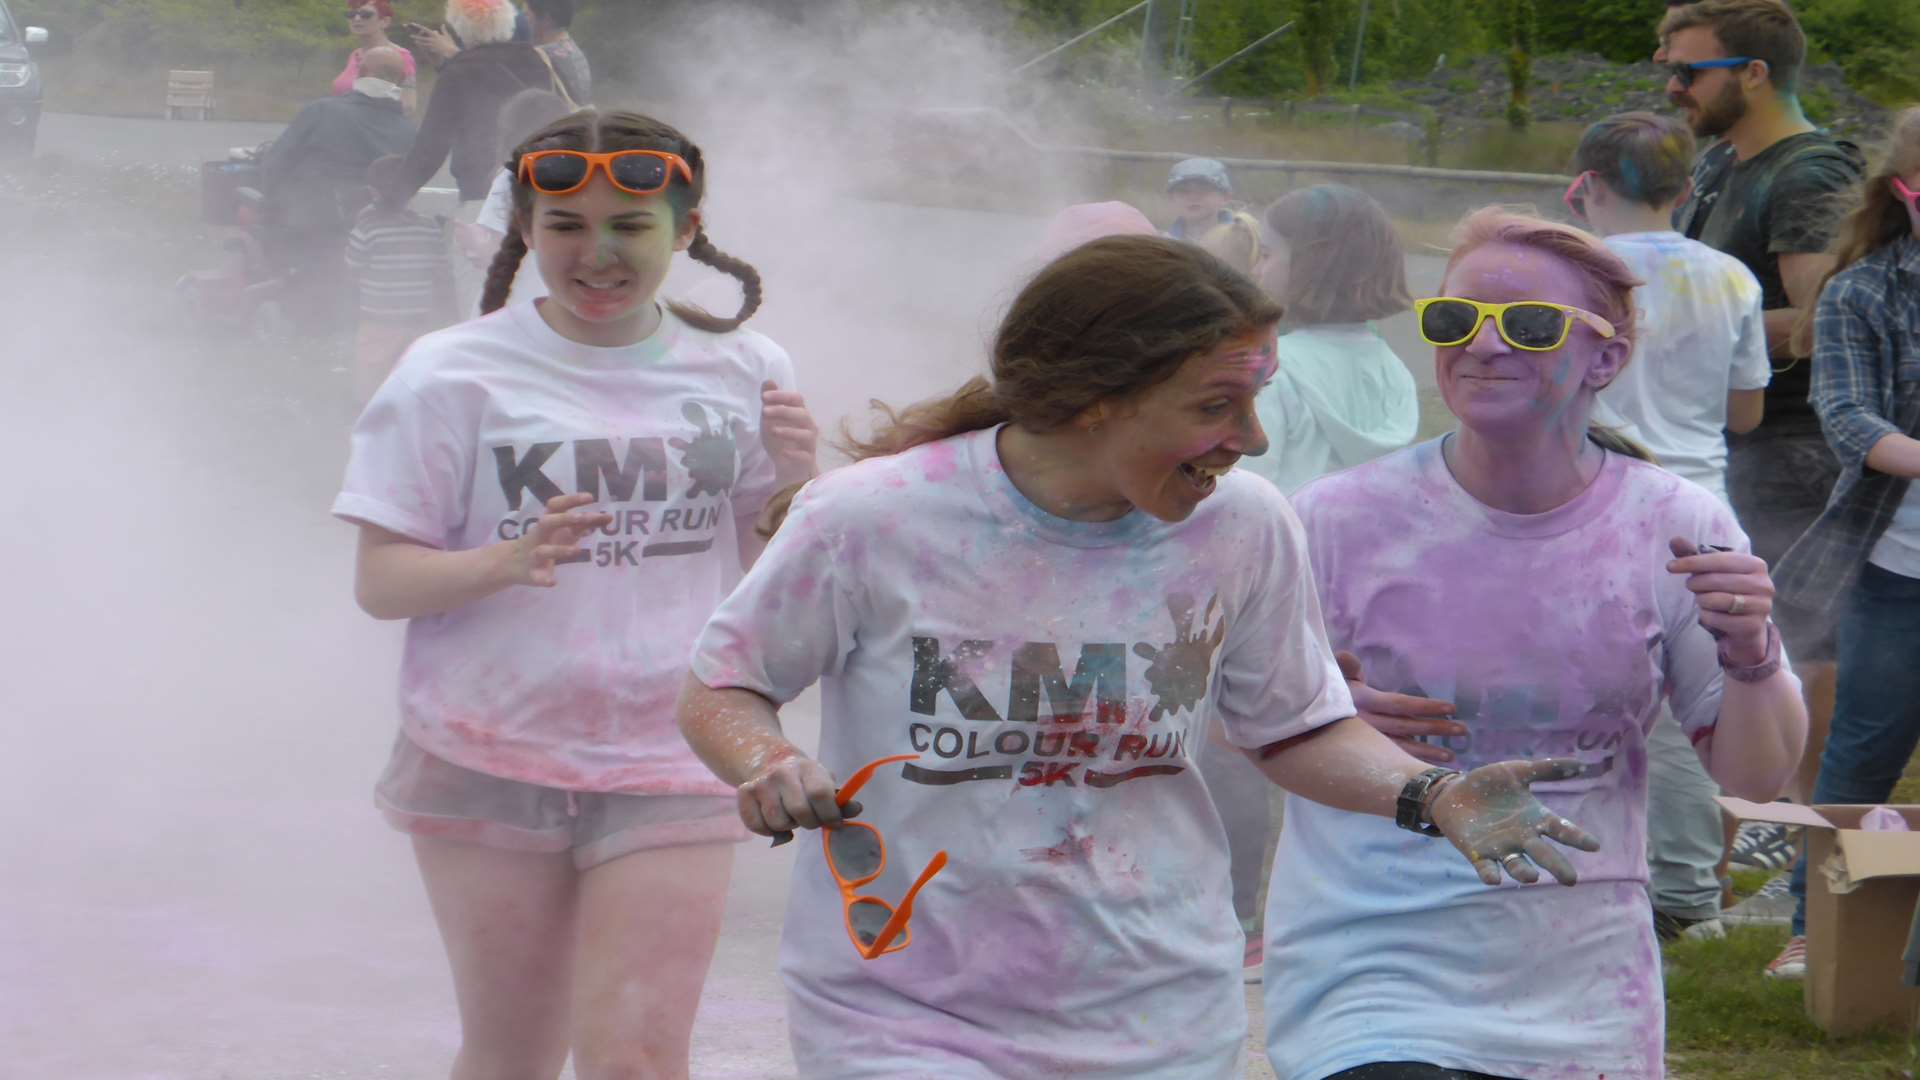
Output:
[1396,767,1459,837]
[1719,621,1783,683]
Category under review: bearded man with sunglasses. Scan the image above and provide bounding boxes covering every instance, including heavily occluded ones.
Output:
[1660,1,1863,849]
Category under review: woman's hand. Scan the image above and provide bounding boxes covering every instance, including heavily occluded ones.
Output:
[738,747,855,841]
[1668,538,1775,665]
[502,492,612,587]
[1426,759,1602,886]
[406,23,459,63]
[761,380,820,487]
[1337,651,1466,764]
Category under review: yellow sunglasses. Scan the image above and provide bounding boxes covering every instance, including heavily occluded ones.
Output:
[1415,297,1617,353]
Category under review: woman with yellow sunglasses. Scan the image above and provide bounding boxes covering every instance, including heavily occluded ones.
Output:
[1261,209,1809,1080]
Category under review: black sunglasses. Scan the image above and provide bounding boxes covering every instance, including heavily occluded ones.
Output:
[1667,57,1753,89]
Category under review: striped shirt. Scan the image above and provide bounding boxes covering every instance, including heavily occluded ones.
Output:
[1775,233,1920,609]
[346,208,451,322]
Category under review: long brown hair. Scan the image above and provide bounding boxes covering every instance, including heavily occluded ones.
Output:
[1793,106,1920,356]
[1262,183,1412,325]
[759,236,1282,534]
[480,109,762,333]
[1444,207,1656,463]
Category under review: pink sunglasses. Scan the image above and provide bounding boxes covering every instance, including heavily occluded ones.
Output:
[1563,171,1596,220]
[1894,176,1920,213]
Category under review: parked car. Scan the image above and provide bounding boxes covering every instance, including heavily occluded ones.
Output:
[0,0,47,157]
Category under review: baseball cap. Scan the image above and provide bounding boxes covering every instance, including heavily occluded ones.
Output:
[1167,158,1232,193]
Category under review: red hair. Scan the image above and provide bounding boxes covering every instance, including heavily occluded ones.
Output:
[349,0,395,17]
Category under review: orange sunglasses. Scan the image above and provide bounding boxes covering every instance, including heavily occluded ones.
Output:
[517,149,694,196]
[824,753,949,960]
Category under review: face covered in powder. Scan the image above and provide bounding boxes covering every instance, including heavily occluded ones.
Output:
[522,172,697,345]
[1081,330,1276,522]
[1434,242,1629,438]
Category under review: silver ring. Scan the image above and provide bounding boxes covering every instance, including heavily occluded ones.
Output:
[1502,853,1527,870]
[1729,595,1746,616]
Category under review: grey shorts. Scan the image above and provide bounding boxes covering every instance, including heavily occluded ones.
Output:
[375,734,747,870]
[1726,429,1840,663]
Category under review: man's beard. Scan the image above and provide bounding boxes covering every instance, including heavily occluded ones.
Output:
[1676,80,1749,139]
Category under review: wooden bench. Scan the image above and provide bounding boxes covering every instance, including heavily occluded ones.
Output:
[166,70,216,121]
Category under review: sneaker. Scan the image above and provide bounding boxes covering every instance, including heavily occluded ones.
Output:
[1654,908,1726,942]
[1722,871,1795,927]
[1730,821,1796,871]
[1765,935,1808,980]
[1243,931,1264,984]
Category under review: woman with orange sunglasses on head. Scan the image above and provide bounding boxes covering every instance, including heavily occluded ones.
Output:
[333,109,819,1080]
[1260,209,1808,1080]
[680,234,1608,1079]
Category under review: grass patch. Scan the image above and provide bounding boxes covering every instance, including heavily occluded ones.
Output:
[1665,927,1914,1079]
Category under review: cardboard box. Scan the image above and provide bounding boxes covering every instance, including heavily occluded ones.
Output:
[1718,798,1920,1035]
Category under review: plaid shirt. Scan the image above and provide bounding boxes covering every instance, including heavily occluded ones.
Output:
[1775,233,1920,610]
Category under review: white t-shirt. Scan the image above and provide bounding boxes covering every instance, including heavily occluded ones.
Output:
[690,426,1353,1079]
[472,168,549,313]
[1241,323,1420,495]
[1266,439,1762,1080]
[334,299,794,793]
[1593,231,1769,499]
[1868,491,1920,576]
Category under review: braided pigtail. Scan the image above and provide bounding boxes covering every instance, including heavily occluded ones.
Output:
[478,229,528,315]
[668,228,764,333]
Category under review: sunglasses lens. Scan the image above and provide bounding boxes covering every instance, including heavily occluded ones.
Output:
[1421,300,1481,345]
[847,898,894,948]
[609,153,670,192]
[826,825,883,882]
[529,154,590,192]
[1501,305,1571,349]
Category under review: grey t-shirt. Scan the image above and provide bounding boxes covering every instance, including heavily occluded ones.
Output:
[1675,131,1865,425]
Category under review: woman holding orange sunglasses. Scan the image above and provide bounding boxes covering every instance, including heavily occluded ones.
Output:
[680,234,1608,1079]
[335,109,818,1080]
[1259,209,1808,1080]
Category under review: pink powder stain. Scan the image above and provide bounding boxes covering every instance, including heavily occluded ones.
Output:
[918,438,961,483]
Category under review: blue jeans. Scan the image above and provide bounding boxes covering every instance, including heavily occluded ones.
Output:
[1792,563,1920,935]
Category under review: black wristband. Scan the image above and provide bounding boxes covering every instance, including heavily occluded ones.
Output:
[1396,767,1458,837]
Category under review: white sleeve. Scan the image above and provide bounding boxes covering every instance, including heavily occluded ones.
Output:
[1213,486,1355,749]
[473,170,514,236]
[690,480,859,702]
[1728,267,1771,391]
[331,369,474,548]
[730,339,799,522]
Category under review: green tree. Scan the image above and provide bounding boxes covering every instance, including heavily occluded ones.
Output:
[1295,0,1338,95]
[1533,0,1664,63]
[1491,0,1535,130]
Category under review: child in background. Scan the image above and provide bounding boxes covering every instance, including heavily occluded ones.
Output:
[1241,183,1420,496]
[1567,111,1770,502]
[1165,157,1264,274]
[345,154,453,405]
[1567,110,1772,945]
[336,109,818,1079]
